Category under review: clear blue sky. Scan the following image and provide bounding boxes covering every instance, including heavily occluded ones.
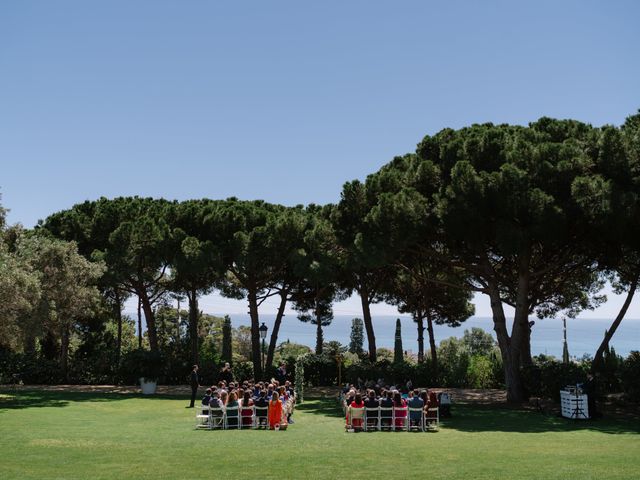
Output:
[2,1,639,319]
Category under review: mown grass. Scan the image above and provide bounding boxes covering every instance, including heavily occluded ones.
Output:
[1,390,639,480]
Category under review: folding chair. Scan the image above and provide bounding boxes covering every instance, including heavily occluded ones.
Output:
[224,405,241,430]
[425,406,439,431]
[254,406,269,429]
[365,407,380,432]
[408,407,425,432]
[195,405,211,430]
[345,406,365,432]
[379,407,394,431]
[241,405,255,429]
[209,405,225,430]
[393,406,409,431]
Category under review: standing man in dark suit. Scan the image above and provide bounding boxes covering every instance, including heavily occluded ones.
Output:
[189,365,199,408]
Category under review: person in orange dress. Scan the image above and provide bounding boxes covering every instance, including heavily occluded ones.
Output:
[268,393,283,429]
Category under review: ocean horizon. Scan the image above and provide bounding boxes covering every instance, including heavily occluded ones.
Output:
[220,314,639,359]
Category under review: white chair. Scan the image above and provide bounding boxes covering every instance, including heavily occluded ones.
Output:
[346,406,365,432]
[224,405,241,430]
[364,407,380,432]
[425,406,439,431]
[254,405,269,429]
[195,405,211,430]
[379,407,394,431]
[209,405,225,430]
[393,406,409,432]
[240,404,255,429]
[408,407,425,432]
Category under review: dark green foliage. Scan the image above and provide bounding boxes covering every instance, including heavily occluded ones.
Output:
[620,351,640,402]
[221,315,233,363]
[521,356,589,401]
[463,328,496,357]
[119,349,165,383]
[438,337,471,387]
[231,361,254,382]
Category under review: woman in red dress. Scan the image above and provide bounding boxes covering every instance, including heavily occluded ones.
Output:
[393,391,407,428]
[241,390,254,427]
[346,393,365,429]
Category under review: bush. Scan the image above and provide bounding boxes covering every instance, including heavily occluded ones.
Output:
[232,361,254,382]
[620,351,640,402]
[467,355,494,388]
[119,349,165,384]
[522,357,588,401]
[0,350,63,384]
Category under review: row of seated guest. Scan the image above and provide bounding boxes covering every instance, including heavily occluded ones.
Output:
[345,388,439,428]
[201,381,294,429]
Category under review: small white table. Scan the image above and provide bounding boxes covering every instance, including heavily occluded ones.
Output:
[560,389,589,419]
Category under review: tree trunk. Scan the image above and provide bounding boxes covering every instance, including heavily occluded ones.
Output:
[358,286,377,362]
[247,289,262,379]
[139,291,159,352]
[60,323,70,382]
[137,296,142,349]
[187,289,199,366]
[592,270,640,373]
[488,283,525,404]
[315,298,323,355]
[415,313,425,363]
[426,312,438,379]
[266,290,288,370]
[114,290,122,365]
[521,323,533,367]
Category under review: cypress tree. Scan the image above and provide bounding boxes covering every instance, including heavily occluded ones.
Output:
[349,318,364,355]
[394,318,403,364]
[222,315,233,364]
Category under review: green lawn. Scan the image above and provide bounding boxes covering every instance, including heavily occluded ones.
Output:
[1,390,639,480]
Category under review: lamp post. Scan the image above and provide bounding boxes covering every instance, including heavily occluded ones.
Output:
[259,322,268,378]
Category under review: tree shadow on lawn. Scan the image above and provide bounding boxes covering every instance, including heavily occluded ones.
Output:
[296,398,640,435]
[296,397,345,418]
[444,404,640,435]
[0,390,186,412]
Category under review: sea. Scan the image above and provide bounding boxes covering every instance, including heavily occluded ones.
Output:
[223,314,640,359]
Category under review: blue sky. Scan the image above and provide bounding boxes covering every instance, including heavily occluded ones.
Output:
[2,1,639,319]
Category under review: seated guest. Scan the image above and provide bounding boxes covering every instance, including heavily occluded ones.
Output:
[284,381,295,396]
[407,389,424,425]
[364,390,379,409]
[419,389,429,409]
[253,383,262,399]
[379,390,394,427]
[241,391,254,427]
[254,390,269,408]
[201,388,212,407]
[226,391,240,428]
[346,393,365,429]
[393,391,407,428]
[209,391,222,409]
[266,384,275,400]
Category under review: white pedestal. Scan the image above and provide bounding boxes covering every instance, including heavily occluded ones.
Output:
[560,390,589,419]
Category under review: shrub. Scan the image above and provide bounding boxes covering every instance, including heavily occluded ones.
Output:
[620,351,640,402]
[119,349,165,383]
[467,355,494,389]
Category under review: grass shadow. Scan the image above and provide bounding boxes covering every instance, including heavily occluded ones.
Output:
[296,397,344,418]
[0,389,188,412]
[443,404,640,435]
